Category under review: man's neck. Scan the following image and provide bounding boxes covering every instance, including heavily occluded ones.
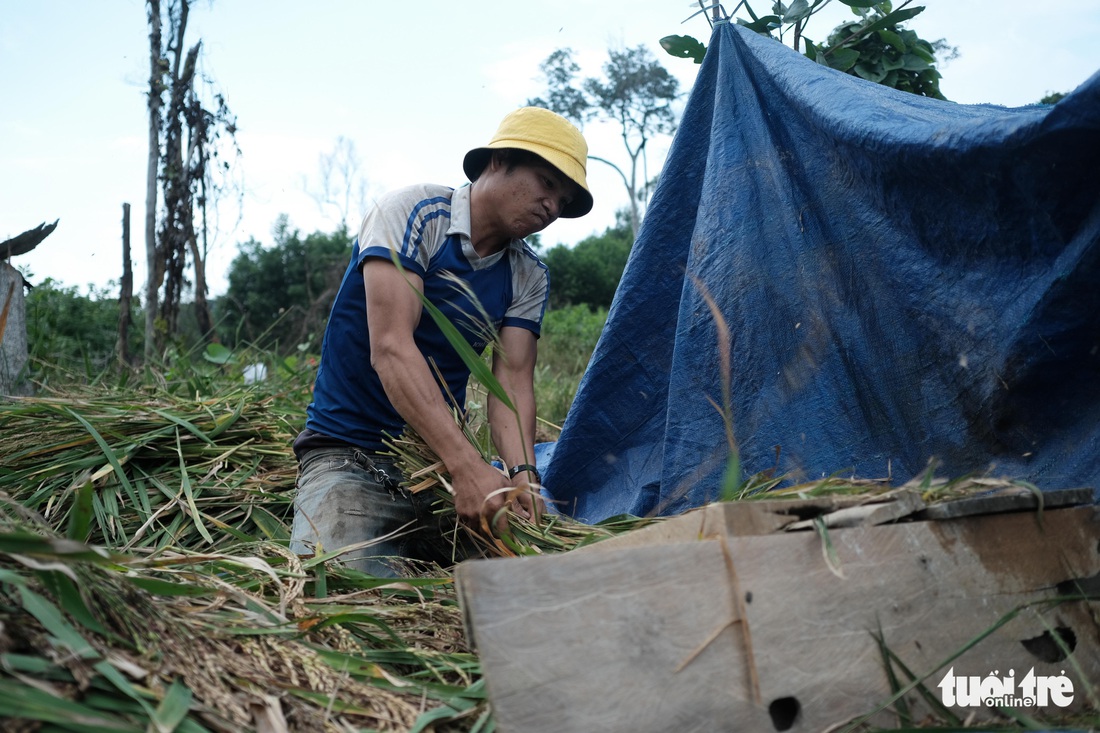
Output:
[468,182,510,257]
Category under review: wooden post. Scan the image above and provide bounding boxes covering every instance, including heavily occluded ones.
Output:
[0,260,31,396]
[118,203,133,367]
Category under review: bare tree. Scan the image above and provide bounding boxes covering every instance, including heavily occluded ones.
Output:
[303,136,369,232]
[118,203,134,366]
[144,0,238,357]
[144,0,164,363]
[529,46,680,239]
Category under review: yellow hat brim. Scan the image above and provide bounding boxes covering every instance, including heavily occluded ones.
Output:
[463,107,593,219]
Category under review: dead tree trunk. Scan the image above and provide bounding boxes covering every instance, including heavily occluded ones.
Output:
[118,203,134,366]
[158,37,200,339]
[188,230,213,339]
[144,0,232,351]
[144,0,164,363]
[0,262,31,397]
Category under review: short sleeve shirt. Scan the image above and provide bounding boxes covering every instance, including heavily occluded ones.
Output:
[303,183,550,453]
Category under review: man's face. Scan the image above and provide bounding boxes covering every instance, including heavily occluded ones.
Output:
[485,157,577,239]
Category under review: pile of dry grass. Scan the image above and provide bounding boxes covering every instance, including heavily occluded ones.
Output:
[2,381,1093,732]
[0,387,491,731]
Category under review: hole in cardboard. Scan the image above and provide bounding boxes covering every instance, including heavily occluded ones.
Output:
[1056,572,1100,597]
[1021,626,1076,663]
[769,696,800,731]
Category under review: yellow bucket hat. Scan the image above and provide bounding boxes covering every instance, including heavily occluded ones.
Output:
[463,106,593,218]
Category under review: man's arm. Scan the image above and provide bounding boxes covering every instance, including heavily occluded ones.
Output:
[489,325,545,520]
[363,258,512,530]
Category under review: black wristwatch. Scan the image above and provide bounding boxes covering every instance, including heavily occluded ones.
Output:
[508,463,541,483]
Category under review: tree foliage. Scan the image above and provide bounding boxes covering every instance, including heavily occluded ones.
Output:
[541,217,632,310]
[804,2,946,98]
[218,218,351,352]
[662,0,951,99]
[25,281,142,381]
[528,46,680,239]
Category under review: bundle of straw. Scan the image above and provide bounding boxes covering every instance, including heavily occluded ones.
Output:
[0,388,298,552]
[385,425,628,560]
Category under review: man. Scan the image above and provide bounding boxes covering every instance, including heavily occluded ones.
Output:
[290,107,592,576]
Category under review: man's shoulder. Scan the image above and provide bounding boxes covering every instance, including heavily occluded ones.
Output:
[512,238,548,267]
[376,183,455,213]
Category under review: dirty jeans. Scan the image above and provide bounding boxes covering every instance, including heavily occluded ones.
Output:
[290,446,470,577]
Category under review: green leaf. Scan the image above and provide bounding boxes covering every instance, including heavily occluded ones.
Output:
[881,55,906,71]
[0,678,140,731]
[0,531,111,562]
[782,0,810,22]
[854,62,889,82]
[659,35,706,64]
[152,679,193,732]
[813,516,845,578]
[828,47,861,71]
[249,505,290,541]
[67,480,95,541]
[0,567,29,586]
[204,400,244,439]
[66,407,136,498]
[94,659,158,719]
[38,571,109,636]
[737,14,782,33]
[876,28,905,52]
[127,576,212,597]
[202,342,234,364]
[719,453,743,502]
[152,408,216,446]
[901,53,931,71]
[177,430,213,545]
[838,0,886,7]
[409,704,471,733]
[18,585,99,659]
[860,7,924,35]
[909,44,935,63]
[0,652,59,674]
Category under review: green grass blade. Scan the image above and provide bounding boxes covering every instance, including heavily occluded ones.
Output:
[126,576,214,597]
[205,399,245,439]
[176,430,213,545]
[38,570,109,636]
[152,408,216,446]
[152,679,193,732]
[872,623,911,726]
[0,677,141,732]
[249,505,291,541]
[813,516,844,578]
[93,659,157,719]
[67,480,95,541]
[17,585,99,660]
[66,407,136,496]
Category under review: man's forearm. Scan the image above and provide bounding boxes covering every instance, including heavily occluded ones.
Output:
[488,368,537,476]
[374,344,484,474]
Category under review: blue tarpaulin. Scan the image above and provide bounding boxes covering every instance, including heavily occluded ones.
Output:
[542,21,1100,523]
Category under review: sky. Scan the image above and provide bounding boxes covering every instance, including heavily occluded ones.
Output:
[2,0,1099,298]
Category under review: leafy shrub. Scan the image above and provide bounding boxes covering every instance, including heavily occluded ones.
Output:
[535,304,608,429]
[24,280,140,384]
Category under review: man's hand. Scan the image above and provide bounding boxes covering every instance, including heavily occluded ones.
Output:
[509,470,546,524]
[449,460,515,534]
[449,461,545,534]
